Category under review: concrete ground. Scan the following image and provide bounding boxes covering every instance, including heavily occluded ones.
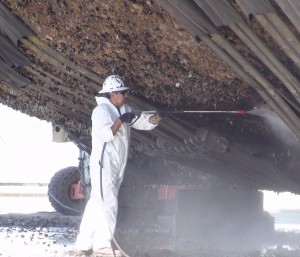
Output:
[1,194,300,257]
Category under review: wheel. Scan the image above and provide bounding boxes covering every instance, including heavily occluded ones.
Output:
[48,166,85,216]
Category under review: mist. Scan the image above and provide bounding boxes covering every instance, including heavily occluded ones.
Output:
[248,106,299,146]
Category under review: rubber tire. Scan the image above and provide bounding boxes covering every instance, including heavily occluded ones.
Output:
[48,166,85,216]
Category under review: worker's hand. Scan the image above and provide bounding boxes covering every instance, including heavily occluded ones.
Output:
[149,114,161,125]
[120,112,136,123]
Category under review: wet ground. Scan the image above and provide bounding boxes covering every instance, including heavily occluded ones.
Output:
[1,196,300,257]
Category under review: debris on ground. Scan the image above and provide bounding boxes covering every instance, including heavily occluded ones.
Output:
[1,212,300,257]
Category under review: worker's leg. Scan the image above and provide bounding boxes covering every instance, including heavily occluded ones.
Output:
[75,161,111,250]
[75,197,103,251]
[93,158,120,250]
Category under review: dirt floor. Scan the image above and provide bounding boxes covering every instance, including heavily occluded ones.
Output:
[1,197,300,257]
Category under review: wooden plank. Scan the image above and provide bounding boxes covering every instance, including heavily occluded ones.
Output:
[266,12,300,62]
[275,0,300,34]
[0,37,32,67]
[193,0,242,26]
[0,60,31,88]
[27,84,92,117]
[235,0,274,19]
[155,0,217,34]
[231,22,300,103]
[212,33,300,136]
[0,2,34,45]
[24,65,97,107]
[256,15,300,66]
[28,36,102,86]
[20,38,101,92]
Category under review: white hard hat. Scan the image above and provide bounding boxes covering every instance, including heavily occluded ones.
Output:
[99,75,129,93]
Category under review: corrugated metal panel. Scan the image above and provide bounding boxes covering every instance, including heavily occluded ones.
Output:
[193,0,242,26]
[235,0,274,18]
[0,2,34,45]
[275,0,300,33]
[0,60,31,88]
[0,37,31,67]
[154,0,216,36]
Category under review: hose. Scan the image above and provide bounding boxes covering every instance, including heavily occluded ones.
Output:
[48,153,130,257]
[48,191,83,214]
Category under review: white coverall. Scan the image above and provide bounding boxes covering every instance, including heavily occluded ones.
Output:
[76,96,157,250]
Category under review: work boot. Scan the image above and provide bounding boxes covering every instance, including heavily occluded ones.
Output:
[73,248,93,256]
[91,247,122,257]
[74,235,93,256]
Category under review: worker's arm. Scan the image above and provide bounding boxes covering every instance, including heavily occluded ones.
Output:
[111,119,123,135]
[131,113,161,130]
[111,112,136,135]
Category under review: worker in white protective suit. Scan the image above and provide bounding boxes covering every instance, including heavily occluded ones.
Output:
[75,75,161,256]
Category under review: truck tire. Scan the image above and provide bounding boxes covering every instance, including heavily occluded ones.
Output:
[48,166,85,216]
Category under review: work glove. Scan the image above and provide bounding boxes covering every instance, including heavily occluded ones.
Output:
[131,108,142,117]
[120,112,136,123]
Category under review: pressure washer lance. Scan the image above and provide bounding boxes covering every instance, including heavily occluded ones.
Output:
[112,108,247,257]
[133,109,247,116]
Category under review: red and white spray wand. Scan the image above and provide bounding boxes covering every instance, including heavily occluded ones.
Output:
[139,109,247,115]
